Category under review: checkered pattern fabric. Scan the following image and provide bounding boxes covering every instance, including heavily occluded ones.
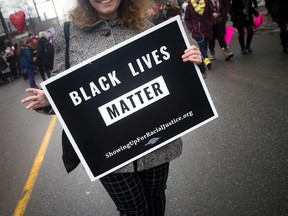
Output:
[100,162,170,216]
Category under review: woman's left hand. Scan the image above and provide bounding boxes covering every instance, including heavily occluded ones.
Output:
[182,45,202,65]
[21,88,50,110]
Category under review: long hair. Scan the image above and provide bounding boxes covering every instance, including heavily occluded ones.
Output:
[69,0,155,30]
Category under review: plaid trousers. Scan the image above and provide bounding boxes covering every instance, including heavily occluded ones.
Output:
[100,162,170,216]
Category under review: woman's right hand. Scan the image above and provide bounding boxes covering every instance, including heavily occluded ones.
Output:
[213,12,219,19]
[21,88,50,110]
[182,45,202,65]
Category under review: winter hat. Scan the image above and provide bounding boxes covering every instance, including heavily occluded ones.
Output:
[39,31,46,38]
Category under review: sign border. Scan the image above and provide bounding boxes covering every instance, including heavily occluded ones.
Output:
[41,16,218,181]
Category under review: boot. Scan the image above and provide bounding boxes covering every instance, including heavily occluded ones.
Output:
[204,58,212,70]
[222,47,234,60]
[246,33,253,53]
[241,48,248,54]
[280,32,288,53]
[209,49,216,60]
[238,37,248,54]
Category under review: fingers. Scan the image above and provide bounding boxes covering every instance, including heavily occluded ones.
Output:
[25,88,41,95]
[189,55,203,64]
[182,45,202,64]
[21,94,41,110]
[22,88,40,104]
[25,101,42,110]
[21,95,37,104]
[21,88,49,110]
[25,101,36,110]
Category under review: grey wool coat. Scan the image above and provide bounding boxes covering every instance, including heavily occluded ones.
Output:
[51,19,183,173]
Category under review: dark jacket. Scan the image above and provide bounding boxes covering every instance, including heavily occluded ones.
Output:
[231,0,259,28]
[184,0,214,39]
[265,0,288,23]
[5,53,17,71]
[36,37,54,69]
[211,0,229,25]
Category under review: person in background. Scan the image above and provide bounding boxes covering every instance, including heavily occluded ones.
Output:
[21,0,204,215]
[252,0,258,8]
[18,39,38,88]
[209,0,234,60]
[165,1,179,19]
[36,31,54,81]
[13,42,24,78]
[5,47,19,79]
[265,0,288,53]
[29,35,39,66]
[185,0,214,70]
[181,0,189,17]
[0,52,9,84]
[231,0,259,54]
[149,5,167,25]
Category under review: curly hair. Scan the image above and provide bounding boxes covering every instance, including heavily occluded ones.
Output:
[69,0,155,30]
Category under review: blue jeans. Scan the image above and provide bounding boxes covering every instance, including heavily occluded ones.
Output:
[195,37,209,59]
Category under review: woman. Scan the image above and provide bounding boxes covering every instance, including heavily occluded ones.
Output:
[36,32,54,81]
[185,0,214,70]
[18,39,38,88]
[21,0,203,215]
[231,0,259,54]
[208,0,234,61]
[265,0,288,53]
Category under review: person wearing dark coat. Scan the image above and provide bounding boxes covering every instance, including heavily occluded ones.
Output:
[36,32,54,81]
[265,0,288,53]
[5,51,18,79]
[209,0,234,60]
[231,0,259,54]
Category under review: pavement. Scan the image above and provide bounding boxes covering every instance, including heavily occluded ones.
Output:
[1,7,288,216]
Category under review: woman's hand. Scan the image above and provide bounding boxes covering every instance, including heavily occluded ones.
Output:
[21,88,50,110]
[213,12,219,19]
[182,45,202,65]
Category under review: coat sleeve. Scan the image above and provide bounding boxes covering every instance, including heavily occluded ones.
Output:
[50,25,67,77]
[184,5,194,32]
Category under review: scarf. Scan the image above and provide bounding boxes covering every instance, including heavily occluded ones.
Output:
[191,0,206,16]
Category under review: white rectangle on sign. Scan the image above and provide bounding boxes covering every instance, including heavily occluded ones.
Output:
[98,76,170,126]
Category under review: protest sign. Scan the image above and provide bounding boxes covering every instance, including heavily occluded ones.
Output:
[41,16,218,181]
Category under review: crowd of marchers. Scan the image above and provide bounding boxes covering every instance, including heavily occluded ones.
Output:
[0,32,54,87]
[151,0,288,73]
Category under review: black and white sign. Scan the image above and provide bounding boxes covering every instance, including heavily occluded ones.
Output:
[41,16,218,181]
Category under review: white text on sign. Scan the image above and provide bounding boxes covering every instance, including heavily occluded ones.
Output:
[98,76,170,126]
